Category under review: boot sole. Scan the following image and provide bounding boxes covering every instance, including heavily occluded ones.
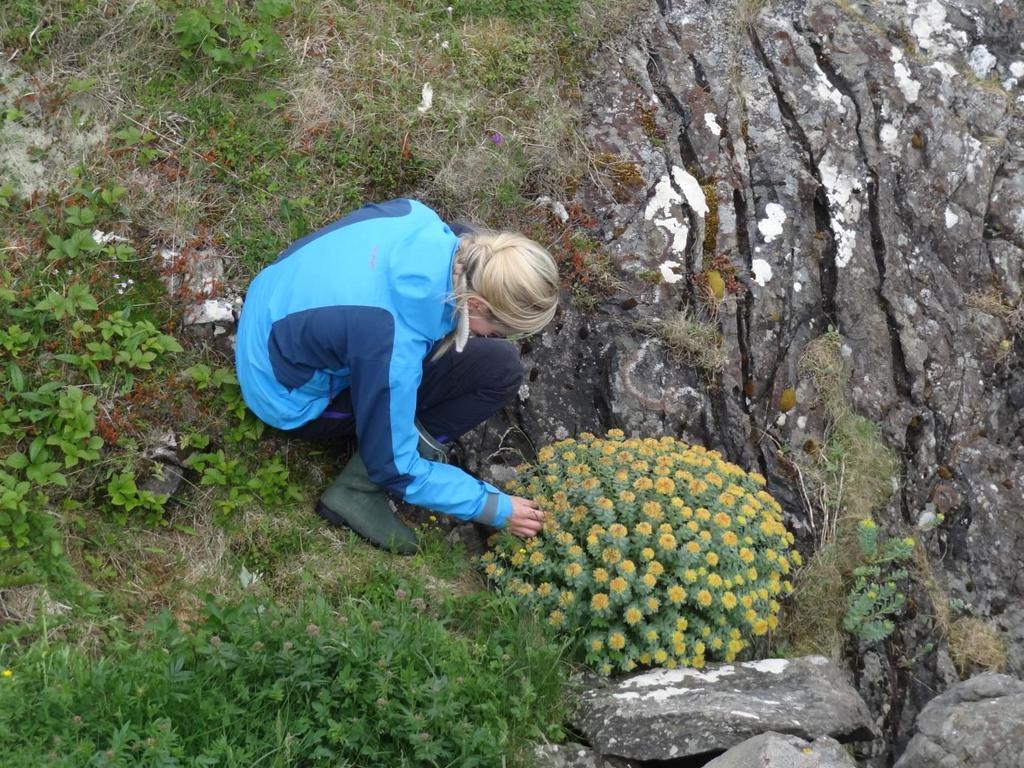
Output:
[315,501,417,556]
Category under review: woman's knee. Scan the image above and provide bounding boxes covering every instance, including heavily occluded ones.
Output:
[474,338,523,398]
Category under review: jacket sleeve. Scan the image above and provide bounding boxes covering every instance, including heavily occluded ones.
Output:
[347,337,512,527]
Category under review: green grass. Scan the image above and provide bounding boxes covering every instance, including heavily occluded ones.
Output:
[2,0,621,267]
[0,584,569,767]
[0,0,646,761]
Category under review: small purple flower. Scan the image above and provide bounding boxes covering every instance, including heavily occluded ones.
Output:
[489,132,504,145]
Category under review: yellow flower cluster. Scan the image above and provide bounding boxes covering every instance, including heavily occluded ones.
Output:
[483,430,797,675]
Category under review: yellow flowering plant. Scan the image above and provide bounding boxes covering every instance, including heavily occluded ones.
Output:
[481,430,799,675]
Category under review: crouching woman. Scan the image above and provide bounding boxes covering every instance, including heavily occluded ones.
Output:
[235,198,559,554]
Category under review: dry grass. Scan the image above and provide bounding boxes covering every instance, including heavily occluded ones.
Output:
[967,290,1024,327]
[948,617,1007,676]
[59,505,234,630]
[798,331,846,420]
[777,544,847,659]
[910,543,1007,678]
[657,309,728,373]
[735,0,774,27]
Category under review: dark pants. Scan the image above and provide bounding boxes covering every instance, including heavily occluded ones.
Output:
[281,337,523,445]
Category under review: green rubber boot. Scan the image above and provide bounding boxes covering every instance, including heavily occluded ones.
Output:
[316,452,418,555]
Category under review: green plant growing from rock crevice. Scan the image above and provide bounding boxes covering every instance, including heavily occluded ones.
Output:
[842,519,913,642]
[780,329,901,658]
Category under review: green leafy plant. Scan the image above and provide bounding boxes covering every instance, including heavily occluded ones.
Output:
[0,324,35,357]
[33,283,98,322]
[58,311,183,389]
[484,430,799,674]
[173,0,293,71]
[186,365,265,444]
[0,468,60,587]
[842,519,913,643]
[113,125,160,164]
[45,228,100,262]
[45,386,104,468]
[0,584,567,766]
[185,450,299,520]
[106,471,170,526]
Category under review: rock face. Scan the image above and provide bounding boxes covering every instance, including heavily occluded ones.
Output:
[894,673,1024,768]
[703,732,859,768]
[569,656,873,761]
[458,0,1023,761]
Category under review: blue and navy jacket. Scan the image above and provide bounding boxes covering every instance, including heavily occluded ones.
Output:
[235,199,511,527]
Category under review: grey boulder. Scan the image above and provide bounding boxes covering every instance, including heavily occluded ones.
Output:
[571,656,874,761]
[533,743,622,768]
[703,732,859,768]
[894,673,1024,768]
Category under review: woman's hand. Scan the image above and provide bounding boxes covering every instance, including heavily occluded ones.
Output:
[506,495,545,539]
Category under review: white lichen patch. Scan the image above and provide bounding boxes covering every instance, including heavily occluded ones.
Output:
[967,45,997,78]
[92,230,130,245]
[879,123,899,151]
[416,82,433,113]
[645,173,690,254]
[535,195,569,223]
[818,155,862,267]
[672,166,709,217]
[0,62,108,197]
[752,258,773,287]
[743,658,789,674]
[730,711,762,720]
[929,61,958,81]
[660,218,690,255]
[645,174,682,221]
[757,203,787,243]
[659,260,684,284]
[645,167,705,254]
[963,134,984,182]
[794,281,802,293]
[944,206,959,229]
[617,665,737,690]
[704,112,721,136]
[813,65,847,114]
[1011,62,1024,79]
[891,48,921,104]
[908,0,962,57]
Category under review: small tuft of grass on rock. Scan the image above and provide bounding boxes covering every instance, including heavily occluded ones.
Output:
[657,309,728,374]
[948,617,1007,677]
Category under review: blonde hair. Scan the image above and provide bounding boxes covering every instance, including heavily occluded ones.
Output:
[441,230,559,355]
